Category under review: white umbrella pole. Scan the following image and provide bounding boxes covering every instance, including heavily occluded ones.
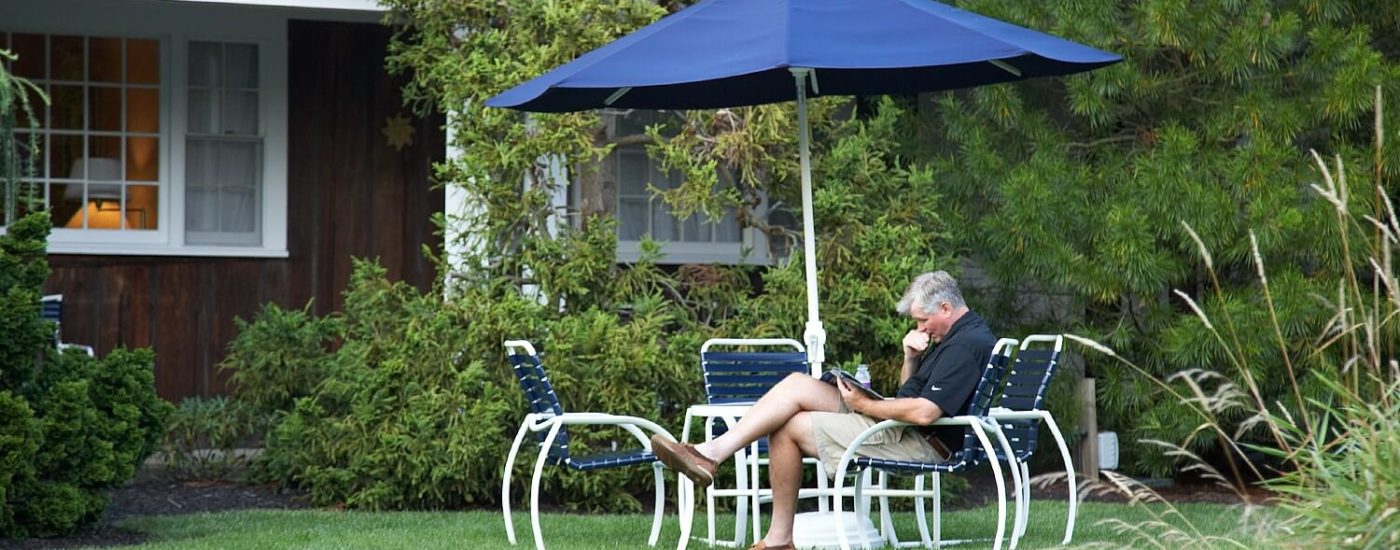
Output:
[791,68,825,373]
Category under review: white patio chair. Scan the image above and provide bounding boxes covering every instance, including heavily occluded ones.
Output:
[689,338,832,547]
[501,340,677,550]
[986,334,1076,547]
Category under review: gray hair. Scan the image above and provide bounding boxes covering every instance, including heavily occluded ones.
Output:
[895,271,966,314]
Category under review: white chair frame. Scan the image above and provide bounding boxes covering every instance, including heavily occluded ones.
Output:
[987,334,1077,547]
[501,340,679,550]
[693,338,836,547]
[831,416,1022,550]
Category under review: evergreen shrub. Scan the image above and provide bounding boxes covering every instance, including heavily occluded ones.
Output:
[0,213,170,538]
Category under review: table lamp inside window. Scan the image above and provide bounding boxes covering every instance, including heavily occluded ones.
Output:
[64,157,127,229]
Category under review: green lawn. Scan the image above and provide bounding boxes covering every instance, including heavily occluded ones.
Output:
[101,501,1264,549]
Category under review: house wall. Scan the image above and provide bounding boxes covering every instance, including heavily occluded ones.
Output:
[43,20,445,401]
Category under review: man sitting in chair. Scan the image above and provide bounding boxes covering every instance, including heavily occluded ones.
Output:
[651,270,995,550]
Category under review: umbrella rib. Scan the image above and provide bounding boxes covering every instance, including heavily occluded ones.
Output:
[604,87,632,106]
[989,59,1022,77]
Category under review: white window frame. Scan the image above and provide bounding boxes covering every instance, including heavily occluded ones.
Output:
[596,111,770,265]
[1,0,290,258]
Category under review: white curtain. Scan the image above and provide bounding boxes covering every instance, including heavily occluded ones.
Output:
[218,141,257,233]
[185,41,260,244]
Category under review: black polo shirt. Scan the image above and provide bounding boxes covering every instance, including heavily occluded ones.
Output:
[894,310,995,453]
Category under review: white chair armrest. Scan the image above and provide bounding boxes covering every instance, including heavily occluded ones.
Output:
[532,412,678,450]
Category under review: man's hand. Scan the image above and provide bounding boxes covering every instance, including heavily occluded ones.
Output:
[836,377,870,414]
[902,329,931,358]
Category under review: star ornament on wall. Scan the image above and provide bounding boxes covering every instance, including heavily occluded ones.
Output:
[382,113,416,151]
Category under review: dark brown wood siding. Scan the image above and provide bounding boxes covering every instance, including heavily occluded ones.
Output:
[43,20,445,401]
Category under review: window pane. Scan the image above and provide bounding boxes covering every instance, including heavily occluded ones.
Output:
[618,198,648,241]
[617,111,649,137]
[50,134,83,179]
[618,149,648,196]
[224,43,258,88]
[11,34,45,78]
[52,183,85,228]
[87,183,122,229]
[221,91,258,135]
[50,85,83,129]
[126,39,159,84]
[648,162,674,192]
[88,37,122,83]
[185,188,217,232]
[221,188,256,232]
[50,35,83,81]
[88,136,122,180]
[216,142,257,188]
[186,139,213,184]
[187,89,216,134]
[126,184,158,230]
[652,203,677,241]
[89,85,121,131]
[722,208,744,240]
[13,132,45,178]
[185,41,263,244]
[680,213,703,242]
[12,181,43,221]
[126,137,158,181]
[14,84,43,128]
[126,88,159,133]
[188,42,221,87]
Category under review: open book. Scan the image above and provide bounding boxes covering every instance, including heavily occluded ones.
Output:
[819,369,886,400]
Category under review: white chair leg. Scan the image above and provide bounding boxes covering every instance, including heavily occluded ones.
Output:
[855,470,873,550]
[750,441,762,545]
[968,424,1006,550]
[1016,461,1030,542]
[834,461,852,550]
[1043,414,1077,545]
[703,417,719,546]
[816,460,831,513]
[734,447,750,547]
[878,470,895,546]
[915,474,932,549]
[932,473,941,549]
[531,422,563,550]
[503,418,532,546]
[677,476,694,550]
[984,421,1023,550]
[649,462,665,546]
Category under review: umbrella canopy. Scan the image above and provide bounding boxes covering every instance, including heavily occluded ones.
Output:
[487,0,1119,111]
[486,0,1120,377]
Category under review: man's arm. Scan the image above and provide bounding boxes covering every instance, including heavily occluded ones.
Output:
[901,330,930,384]
[838,378,945,425]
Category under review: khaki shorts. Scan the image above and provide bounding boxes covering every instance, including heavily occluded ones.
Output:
[809,396,947,478]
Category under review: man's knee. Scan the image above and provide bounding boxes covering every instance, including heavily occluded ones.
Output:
[778,372,810,388]
[773,412,811,442]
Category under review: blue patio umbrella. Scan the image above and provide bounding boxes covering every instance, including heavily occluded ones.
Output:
[488,0,1120,371]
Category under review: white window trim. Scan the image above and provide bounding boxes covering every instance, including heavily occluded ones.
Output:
[2,0,290,258]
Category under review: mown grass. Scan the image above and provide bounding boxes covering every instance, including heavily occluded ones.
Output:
[100,500,1265,549]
